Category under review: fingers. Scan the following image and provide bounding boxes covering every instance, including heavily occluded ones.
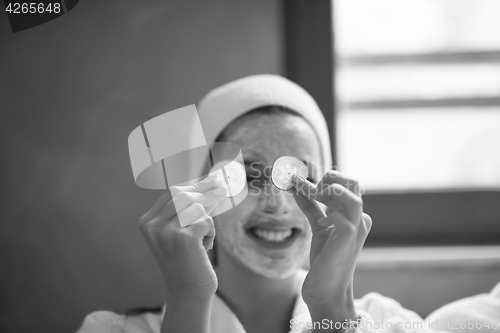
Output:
[317,183,362,224]
[175,204,216,250]
[358,213,372,242]
[296,198,327,233]
[319,212,372,258]
[316,170,364,197]
[187,215,216,251]
[320,210,356,242]
[205,203,218,215]
[175,201,210,227]
[314,211,361,272]
[145,175,220,217]
[292,174,363,224]
[364,213,373,231]
[170,175,220,198]
[160,187,226,221]
[142,202,216,253]
[141,201,206,234]
[305,211,358,286]
[140,174,225,244]
[292,175,326,232]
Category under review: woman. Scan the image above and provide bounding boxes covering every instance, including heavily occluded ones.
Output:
[76,75,439,333]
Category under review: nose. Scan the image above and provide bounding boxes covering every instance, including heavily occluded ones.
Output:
[261,181,289,214]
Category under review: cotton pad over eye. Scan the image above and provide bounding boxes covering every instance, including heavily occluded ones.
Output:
[271,156,309,191]
[209,160,246,197]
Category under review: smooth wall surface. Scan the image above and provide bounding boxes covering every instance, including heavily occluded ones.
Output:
[354,266,500,318]
[0,1,283,332]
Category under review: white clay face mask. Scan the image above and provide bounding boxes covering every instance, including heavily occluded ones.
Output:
[271,156,309,190]
[214,155,312,280]
[215,222,308,280]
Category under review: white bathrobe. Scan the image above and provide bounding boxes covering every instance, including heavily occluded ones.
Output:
[75,270,500,333]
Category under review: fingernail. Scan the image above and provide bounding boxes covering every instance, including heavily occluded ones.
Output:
[213,177,224,188]
[202,175,218,183]
[214,186,227,196]
[318,216,333,228]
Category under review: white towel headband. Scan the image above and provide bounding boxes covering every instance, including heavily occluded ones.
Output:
[190,74,333,179]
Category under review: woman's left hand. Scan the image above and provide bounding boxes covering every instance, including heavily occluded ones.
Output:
[291,170,372,328]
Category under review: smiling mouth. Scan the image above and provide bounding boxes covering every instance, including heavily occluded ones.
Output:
[246,227,301,244]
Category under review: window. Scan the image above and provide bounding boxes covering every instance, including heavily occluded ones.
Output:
[335,0,500,192]
[284,0,500,246]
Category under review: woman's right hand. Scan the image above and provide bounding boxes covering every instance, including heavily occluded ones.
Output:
[138,175,227,301]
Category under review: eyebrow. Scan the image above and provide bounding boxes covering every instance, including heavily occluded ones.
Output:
[242,151,265,164]
[244,155,315,167]
[244,160,260,166]
[243,160,265,169]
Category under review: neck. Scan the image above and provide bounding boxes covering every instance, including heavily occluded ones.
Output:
[214,246,300,331]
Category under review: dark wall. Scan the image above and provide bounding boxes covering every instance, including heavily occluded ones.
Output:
[363,191,500,247]
[0,1,283,332]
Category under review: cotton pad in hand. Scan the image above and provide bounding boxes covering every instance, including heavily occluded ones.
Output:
[209,160,246,197]
[271,156,308,191]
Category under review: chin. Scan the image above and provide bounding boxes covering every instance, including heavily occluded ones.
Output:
[215,211,311,280]
[247,258,303,280]
[218,229,310,280]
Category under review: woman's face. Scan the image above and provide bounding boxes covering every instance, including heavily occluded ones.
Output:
[213,110,322,279]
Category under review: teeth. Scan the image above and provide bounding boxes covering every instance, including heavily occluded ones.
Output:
[252,228,293,243]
